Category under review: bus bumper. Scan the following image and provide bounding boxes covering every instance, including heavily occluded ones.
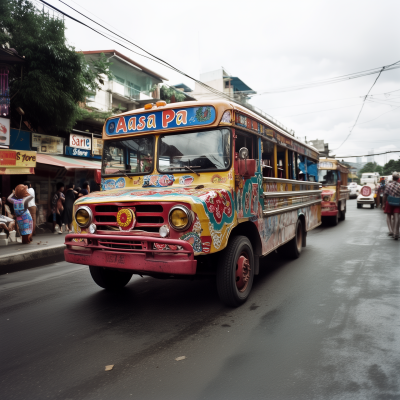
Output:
[64,234,197,275]
[321,209,338,217]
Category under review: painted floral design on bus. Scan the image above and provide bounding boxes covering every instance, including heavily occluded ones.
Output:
[143,174,175,187]
[179,175,194,185]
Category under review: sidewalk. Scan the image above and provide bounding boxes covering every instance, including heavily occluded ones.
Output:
[0,232,67,274]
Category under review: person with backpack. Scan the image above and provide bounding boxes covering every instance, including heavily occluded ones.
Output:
[52,182,65,234]
[383,172,400,240]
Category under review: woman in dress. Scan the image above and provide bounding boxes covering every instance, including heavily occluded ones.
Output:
[63,183,77,233]
[7,184,33,244]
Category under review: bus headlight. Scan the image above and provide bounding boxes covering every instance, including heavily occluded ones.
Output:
[323,195,330,202]
[75,206,92,228]
[168,205,192,231]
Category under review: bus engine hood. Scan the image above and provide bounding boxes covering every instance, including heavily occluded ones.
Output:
[72,185,236,254]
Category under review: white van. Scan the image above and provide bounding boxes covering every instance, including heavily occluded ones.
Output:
[360,172,378,186]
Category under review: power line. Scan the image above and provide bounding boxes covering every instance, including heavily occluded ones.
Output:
[279,102,364,118]
[337,150,400,158]
[38,0,232,104]
[253,64,400,95]
[354,105,400,126]
[333,60,400,151]
[38,0,301,135]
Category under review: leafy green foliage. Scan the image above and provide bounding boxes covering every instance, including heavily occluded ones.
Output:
[358,162,381,176]
[0,0,112,131]
[160,85,186,103]
[382,159,400,175]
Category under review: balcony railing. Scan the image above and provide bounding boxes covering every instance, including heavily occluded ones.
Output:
[109,80,153,101]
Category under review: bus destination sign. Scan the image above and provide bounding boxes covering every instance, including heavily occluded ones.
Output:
[105,106,216,136]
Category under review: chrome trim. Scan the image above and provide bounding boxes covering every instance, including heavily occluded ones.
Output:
[263,199,322,217]
[75,206,93,228]
[263,177,321,187]
[263,190,322,198]
[168,205,193,231]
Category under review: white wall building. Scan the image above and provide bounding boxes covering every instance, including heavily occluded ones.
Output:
[191,68,255,105]
[82,50,167,113]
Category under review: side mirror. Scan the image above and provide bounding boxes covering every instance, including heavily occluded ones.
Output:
[237,147,256,178]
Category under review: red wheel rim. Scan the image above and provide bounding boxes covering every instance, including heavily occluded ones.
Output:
[236,252,251,292]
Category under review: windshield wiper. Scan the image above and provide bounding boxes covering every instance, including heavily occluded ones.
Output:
[184,165,200,176]
[164,166,200,176]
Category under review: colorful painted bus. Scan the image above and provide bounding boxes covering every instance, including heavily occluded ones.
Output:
[65,100,321,306]
[318,158,350,224]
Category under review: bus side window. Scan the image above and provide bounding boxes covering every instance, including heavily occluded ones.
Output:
[261,140,274,177]
[235,131,257,159]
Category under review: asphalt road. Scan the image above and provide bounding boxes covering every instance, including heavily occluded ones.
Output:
[1,200,400,400]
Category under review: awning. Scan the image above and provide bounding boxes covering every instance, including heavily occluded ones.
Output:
[36,154,101,170]
[0,167,35,175]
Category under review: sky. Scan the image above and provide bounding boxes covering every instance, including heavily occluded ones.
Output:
[38,0,400,165]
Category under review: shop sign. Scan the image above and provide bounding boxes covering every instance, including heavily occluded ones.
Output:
[92,138,103,156]
[65,146,101,159]
[0,149,36,174]
[0,149,36,167]
[70,133,91,150]
[32,133,64,154]
[0,117,10,147]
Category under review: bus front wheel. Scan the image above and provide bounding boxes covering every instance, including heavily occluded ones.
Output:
[216,235,254,307]
[89,266,133,290]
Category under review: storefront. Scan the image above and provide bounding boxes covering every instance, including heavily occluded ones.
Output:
[0,149,36,195]
[30,154,101,225]
[1,130,103,226]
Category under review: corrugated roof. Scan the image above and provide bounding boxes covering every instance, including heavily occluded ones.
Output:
[81,50,168,81]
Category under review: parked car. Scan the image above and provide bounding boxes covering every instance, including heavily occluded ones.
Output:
[348,182,360,199]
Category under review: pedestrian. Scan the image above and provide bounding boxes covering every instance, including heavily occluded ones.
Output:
[378,177,386,208]
[24,181,37,235]
[52,182,65,234]
[382,172,400,240]
[0,214,16,238]
[7,184,34,244]
[1,195,13,218]
[63,183,77,233]
[80,181,90,196]
[75,186,83,199]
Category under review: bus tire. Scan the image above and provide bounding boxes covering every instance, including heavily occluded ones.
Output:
[331,213,339,226]
[89,266,133,290]
[216,235,254,307]
[278,219,303,259]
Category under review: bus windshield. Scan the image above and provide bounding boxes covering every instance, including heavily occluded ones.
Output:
[158,128,231,173]
[102,136,155,175]
[318,169,338,185]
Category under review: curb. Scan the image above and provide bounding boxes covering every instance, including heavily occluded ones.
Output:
[0,244,66,275]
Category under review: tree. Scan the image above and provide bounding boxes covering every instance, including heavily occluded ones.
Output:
[160,85,187,103]
[358,162,381,177]
[382,158,400,175]
[0,0,112,132]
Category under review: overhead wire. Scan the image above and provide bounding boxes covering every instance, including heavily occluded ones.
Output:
[337,150,400,158]
[36,0,400,142]
[40,0,239,105]
[333,60,400,151]
[253,64,400,95]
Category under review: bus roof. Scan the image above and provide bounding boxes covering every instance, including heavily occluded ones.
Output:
[102,99,319,160]
[318,158,350,173]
